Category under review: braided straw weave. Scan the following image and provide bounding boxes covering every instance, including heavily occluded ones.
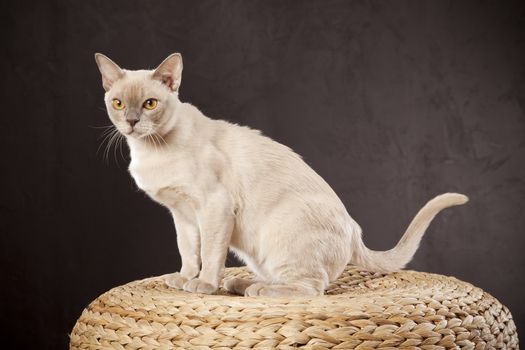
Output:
[70,266,518,349]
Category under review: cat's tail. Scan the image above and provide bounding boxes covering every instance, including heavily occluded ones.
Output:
[350,193,468,272]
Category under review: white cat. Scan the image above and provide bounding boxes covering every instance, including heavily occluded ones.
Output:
[95,52,468,297]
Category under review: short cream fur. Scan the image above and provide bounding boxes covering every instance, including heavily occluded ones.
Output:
[95,53,468,297]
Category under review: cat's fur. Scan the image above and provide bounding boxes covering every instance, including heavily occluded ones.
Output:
[95,52,468,297]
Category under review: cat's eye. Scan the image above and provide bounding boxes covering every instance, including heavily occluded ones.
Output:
[143,98,158,110]
[112,99,125,110]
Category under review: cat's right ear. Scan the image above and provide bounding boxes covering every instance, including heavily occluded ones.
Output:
[94,53,124,91]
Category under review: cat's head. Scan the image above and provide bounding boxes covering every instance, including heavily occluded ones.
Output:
[94,53,183,138]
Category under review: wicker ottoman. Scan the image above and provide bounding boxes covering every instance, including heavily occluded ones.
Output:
[70,266,518,349]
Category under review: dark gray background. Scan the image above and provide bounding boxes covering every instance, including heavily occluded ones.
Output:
[1,0,523,348]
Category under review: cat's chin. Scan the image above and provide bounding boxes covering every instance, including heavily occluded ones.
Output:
[126,131,144,139]
[126,130,156,140]
[121,128,144,139]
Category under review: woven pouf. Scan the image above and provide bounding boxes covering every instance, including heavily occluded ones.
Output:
[70,266,518,349]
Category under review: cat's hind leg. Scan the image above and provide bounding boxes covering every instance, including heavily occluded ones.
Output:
[223,277,256,295]
[241,229,343,297]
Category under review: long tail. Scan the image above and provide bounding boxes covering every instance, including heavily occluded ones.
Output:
[351,193,468,272]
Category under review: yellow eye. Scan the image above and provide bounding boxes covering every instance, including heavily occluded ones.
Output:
[112,99,125,110]
[143,98,158,110]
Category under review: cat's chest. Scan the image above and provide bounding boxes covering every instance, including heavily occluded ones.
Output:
[128,152,194,206]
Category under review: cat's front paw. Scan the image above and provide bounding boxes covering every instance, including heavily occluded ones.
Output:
[164,272,189,290]
[183,278,217,294]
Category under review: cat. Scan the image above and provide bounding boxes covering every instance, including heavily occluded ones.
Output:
[94,52,468,297]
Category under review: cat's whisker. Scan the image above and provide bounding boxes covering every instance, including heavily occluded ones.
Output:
[154,134,160,152]
[97,127,117,157]
[155,132,169,147]
[96,124,128,166]
[155,133,167,149]
[100,130,114,141]
[89,124,115,129]
[112,130,122,159]
[118,133,126,162]
[146,134,153,152]
[112,132,121,167]
[103,129,115,154]
[102,130,113,163]
[110,130,121,164]
[104,129,120,164]
[97,125,117,143]
[96,135,109,156]
[151,133,160,150]
[149,134,159,153]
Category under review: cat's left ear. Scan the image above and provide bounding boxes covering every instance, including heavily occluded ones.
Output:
[94,53,124,91]
[152,53,183,92]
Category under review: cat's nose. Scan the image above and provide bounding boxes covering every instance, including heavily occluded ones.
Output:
[126,117,139,127]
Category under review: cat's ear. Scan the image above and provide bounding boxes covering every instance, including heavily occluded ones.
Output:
[94,53,124,91]
[152,53,183,92]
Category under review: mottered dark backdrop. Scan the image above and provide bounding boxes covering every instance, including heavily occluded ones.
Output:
[1,0,524,348]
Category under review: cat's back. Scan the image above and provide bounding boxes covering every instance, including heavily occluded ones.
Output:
[215,119,343,207]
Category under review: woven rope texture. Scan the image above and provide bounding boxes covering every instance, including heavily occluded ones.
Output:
[70,266,518,349]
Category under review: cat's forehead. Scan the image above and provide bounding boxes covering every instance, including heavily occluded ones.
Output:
[109,70,166,101]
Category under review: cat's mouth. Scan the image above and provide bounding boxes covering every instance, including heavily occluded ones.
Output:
[121,129,141,139]
[121,123,155,139]
[122,125,137,136]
